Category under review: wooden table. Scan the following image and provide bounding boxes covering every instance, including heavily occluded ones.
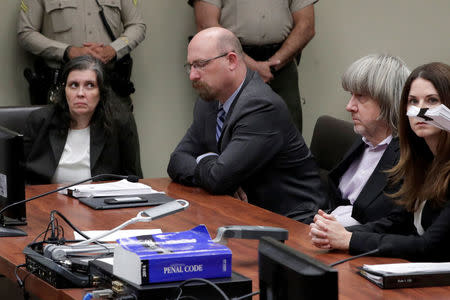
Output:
[1,178,449,299]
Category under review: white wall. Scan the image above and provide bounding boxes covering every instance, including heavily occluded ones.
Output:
[1,1,450,177]
[131,1,197,177]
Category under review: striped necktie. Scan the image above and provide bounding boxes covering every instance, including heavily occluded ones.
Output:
[216,106,226,142]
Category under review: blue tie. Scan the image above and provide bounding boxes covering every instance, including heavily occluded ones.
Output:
[216,106,226,142]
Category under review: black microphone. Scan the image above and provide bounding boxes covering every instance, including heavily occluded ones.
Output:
[0,174,139,237]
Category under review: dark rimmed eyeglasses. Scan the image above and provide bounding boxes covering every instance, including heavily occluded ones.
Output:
[184,52,230,74]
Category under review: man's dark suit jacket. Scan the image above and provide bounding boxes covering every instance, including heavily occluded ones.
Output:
[167,69,325,222]
[24,106,143,184]
[327,137,400,224]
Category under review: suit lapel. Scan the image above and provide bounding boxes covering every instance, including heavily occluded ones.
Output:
[204,102,219,152]
[90,122,106,171]
[330,139,365,181]
[217,69,254,150]
[355,138,399,210]
[49,127,66,167]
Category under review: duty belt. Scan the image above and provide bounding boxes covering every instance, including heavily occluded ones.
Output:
[242,43,283,61]
[242,43,302,65]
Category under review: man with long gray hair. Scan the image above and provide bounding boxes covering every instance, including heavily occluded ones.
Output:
[326,54,410,226]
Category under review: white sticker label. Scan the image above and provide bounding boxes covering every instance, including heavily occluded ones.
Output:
[0,173,7,198]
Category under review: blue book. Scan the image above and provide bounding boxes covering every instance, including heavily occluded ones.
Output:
[113,225,232,284]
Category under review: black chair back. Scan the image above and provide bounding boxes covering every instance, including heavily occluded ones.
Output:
[310,115,359,181]
[0,105,45,134]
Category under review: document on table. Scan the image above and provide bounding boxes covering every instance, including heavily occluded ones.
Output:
[358,262,450,289]
[61,179,165,198]
[362,262,450,274]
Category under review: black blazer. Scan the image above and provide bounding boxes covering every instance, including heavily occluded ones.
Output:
[327,137,400,224]
[167,69,325,222]
[24,106,143,184]
[348,190,450,262]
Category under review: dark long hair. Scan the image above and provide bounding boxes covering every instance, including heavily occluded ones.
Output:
[389,62,450,211]
[53,55,114,135]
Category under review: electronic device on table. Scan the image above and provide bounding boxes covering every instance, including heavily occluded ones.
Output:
[89,259,252,300]
[0,125,26,237]
[78,193,173,210]
[21,199,297,299]
[258,237,338,300]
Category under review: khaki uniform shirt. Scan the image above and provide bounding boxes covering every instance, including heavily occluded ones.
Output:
[18,0,146,67]
[193,0,317,45]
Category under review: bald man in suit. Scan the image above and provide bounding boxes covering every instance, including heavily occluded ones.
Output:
[168,27,324,223]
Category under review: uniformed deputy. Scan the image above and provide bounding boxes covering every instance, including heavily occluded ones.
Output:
[17,0,146,107]
[188,0,317,132]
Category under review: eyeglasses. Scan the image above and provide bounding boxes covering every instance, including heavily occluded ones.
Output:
[184,52,229,74]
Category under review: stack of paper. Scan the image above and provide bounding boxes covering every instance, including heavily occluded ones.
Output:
[407,104,450,131]
[65,179,163,198]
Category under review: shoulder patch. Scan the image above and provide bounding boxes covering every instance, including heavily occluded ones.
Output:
[20,0,29,13]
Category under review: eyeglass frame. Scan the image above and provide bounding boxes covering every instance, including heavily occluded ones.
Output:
[184,52,232,74]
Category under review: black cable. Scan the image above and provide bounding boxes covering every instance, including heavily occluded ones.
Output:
[31,227,50,244]
[50,210,91,240]
[174,278,230,300]
[15,263,31,300]
[178,296,201,300]
[329,248,380,267]
[49,210,111,250]
[231,291,260,300]
[49,209,57,241]
[58,223,65,241]
[41,220,55,244]
[15,263,26,288]
[0,174,136,217]
[44,210,113,261]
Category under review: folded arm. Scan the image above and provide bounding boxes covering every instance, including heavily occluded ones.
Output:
[195,102,284,194]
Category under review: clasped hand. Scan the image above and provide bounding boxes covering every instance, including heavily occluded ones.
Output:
[309,209,352,250]
[233,186,248,202]
[253,60,281,83]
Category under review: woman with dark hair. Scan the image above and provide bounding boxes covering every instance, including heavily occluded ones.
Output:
[24,56,143,184]
[310,62,450,262]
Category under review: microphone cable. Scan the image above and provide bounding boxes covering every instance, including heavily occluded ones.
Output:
[329,248,380,267]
